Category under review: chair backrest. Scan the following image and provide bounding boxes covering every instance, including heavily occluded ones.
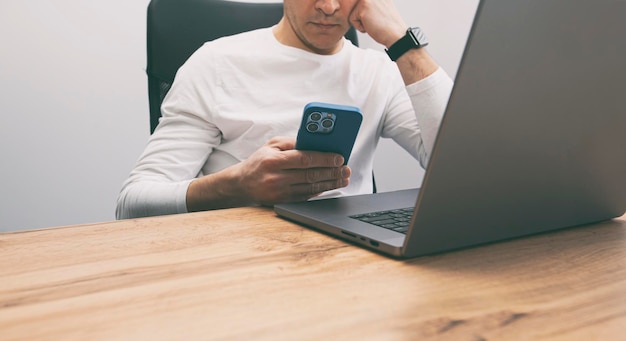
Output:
[146,0,359,134]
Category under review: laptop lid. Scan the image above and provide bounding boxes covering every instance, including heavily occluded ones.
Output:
[276,0,626,258]
[401,0,626,257]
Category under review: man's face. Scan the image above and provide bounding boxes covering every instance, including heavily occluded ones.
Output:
[281,0,358,55]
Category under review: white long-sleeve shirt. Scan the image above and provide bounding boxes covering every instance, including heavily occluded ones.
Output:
[116,27,453,219]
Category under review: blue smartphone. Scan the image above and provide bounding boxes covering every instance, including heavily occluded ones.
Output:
[295,102,363,165]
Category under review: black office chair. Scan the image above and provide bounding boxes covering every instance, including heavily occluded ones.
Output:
[146,0,359,134]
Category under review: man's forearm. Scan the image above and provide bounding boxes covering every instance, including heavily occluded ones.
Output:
[394,47,439,85]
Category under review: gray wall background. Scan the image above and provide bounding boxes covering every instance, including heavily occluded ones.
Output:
[0,0,478,232]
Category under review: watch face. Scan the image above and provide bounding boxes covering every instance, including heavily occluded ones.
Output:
[409,27,429,47]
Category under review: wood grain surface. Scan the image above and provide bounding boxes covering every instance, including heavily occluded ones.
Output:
[1,208,625,340]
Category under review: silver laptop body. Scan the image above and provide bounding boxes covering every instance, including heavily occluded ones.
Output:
[275,0,626,258]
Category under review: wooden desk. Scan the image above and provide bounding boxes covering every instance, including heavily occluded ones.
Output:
[1,208,625,340]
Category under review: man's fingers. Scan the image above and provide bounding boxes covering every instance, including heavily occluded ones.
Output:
[257,176,351,206]
[244,138,352,205]
[290,178,351,197]
[262,167,350,204]
[349,12,365,33]
[294,166,351,184]
[265,136,296,151]
[280,149,345,169]
[276,166,350,185]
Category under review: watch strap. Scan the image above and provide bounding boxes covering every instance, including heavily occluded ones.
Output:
[385,27,429,62]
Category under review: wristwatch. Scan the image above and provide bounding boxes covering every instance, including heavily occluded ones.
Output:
[385,27,429,62]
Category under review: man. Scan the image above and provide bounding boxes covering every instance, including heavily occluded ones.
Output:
[116,0,453,219]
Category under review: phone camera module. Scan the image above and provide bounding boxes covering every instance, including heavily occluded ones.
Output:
[306,111,336,134]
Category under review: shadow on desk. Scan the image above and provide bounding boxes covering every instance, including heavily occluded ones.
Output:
[405,218,626,270]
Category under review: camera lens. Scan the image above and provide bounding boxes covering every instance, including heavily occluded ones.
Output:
[309,112,322,121]
[321,118,334,128]
[306,122,319,132]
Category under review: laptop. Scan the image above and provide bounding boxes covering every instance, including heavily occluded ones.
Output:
[275,0,626,258]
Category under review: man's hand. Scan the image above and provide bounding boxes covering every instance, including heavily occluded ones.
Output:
[186,136,351,211]
[234,136,351,205]
[349,0,407,48]
[349,0,439,84]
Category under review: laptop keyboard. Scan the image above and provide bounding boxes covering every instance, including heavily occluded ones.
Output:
[349,207,414,234]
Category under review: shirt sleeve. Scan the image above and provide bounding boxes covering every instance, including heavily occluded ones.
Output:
[116,48,221,219]
[381,67,454,168]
